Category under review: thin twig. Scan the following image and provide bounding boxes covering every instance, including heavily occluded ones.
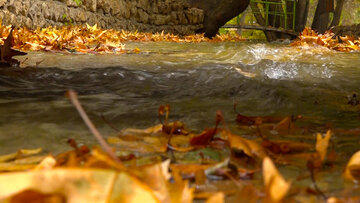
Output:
[100,113,121,132]
[66,90,122,163]
[307,160,327,201]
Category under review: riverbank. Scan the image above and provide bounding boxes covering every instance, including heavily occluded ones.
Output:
[333,24,360,38]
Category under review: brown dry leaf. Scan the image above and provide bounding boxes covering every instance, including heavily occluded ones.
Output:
[315,130,331,162]
[263,157,291,202]
[291,27,360,52]
[171,163,214,178]
[169,167,195,203]
[0,163,38,172]
[205,192,224,203]
[119,124,164,136]
[0,169,159,203]
[34,156,56,170]
[0,24,244,57]
[223,130,267,159]
[109,172,160,203]
[0,148,42,162]
[264,140,312,154]
[90,147,125,170]
[134,159,194,203]
[0,148,45,172]
[0,26,27,65]
[327,196,360,203]
[133,160,171,202]
[108,136,168,153]
[272,115,301,134]
[344,150,360,182]
[9,189,66,203]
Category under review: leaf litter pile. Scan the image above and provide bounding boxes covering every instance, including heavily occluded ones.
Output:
[0,24,244,55]
[291,27,360,52]
[1,90,360,202]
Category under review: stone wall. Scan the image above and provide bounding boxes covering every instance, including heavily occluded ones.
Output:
[0,0,204,35]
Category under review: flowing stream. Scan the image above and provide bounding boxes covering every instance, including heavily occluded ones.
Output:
[1,41,360,199]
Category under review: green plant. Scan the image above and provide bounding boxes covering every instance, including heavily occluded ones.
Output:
[73,0,82,6]
[62,14,73,26]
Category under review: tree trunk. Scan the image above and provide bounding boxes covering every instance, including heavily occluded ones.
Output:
[250,2,277,41]
[311,0,334,33]
[330,0,345,28]
[295,0,309,32]
[188,0,250,38]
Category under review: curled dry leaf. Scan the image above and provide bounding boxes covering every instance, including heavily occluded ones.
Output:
[190,110,223,146]
[0,26,27,66]
[344,150,360,182]
[263,157,291,202]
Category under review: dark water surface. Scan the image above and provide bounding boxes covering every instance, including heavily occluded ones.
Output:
[1,41,360,199]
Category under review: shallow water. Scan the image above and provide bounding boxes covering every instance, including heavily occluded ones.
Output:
[1,41,360,199]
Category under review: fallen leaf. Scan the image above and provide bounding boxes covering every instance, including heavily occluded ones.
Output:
[316,130,332,162]
[205,192,224,203]
[223,130,267,159]
[263,157,290,202]
[0,26,27,66]
[344,150,360,182]
[0,169,160,203]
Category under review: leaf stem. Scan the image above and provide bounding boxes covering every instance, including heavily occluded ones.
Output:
[66,90,122,163]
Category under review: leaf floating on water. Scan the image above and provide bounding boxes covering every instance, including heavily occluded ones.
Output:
[190,110,223,146]
[272,115,302,135]
[316,130,332,162]
[263,157,291,202]
[223,130,267,159]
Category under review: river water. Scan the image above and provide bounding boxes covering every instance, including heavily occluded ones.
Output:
[1,41,360,199]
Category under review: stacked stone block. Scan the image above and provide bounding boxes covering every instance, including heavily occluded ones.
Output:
[0,0,204,35]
